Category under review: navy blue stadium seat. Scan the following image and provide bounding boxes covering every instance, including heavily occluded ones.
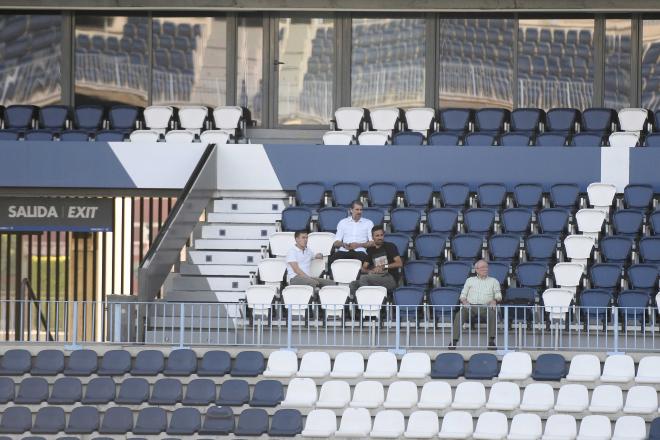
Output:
[390,207,421,237]
[537,208,569,237]
[623,184,654,213]
[475,108,509,134]
[526,234,558,262]
[250,379,284,407]
[465,353,499,379]
[464,208,495,238]
[650,211,660,235]
[428,132,461,146]
[403,260,435,288]
[32,406,66,434]
[231,351,265,376]
[600,236,633,264]
[489,234,520,263]
[131,349,165,375]
[332,182,361,207]
[296,182,325,209]
[235,408,269,436]
[392,131,424,145]
[646,133,660,147]
[429,287,460,321]
[64,349,98,375]
[488,262,510,285]
[5,105,36,130]
[0,349,30,375]
[612,209,644,237]
[198,350,231,376]
[628,264,659,293]
[164,348,197,376]
[98,350,132,376]
[318,207,348,233]
[200,406,234,435]
[581,107,617,135]
[39,105,69,130]
[501,208,533,236]
[82,377,115,404]
[655,110,660,131]
[427,208,459,235]
[546,108,580,134]
[580,289,613,324]
[384,232,410,259]
[15,377,48,404]
[393,287,425,320]
[0,406,32,433]
[269,409,303,437]
[570,132,604,147]
[108,104,141,131]
[590,263,622,294]
[369,182,397,209]
[24,129,54,141]
[116,377,149,404]
[99,406,133,434]
[217,379,250,406]
[513,183,543,211]
[640,237,660,268]
[167,407,202,435]
[48,377,82,404]
[0,131,19,141]
[133,407,167,435]
[362,207,385,226]
[66,406,100,434]
[451,233,483,261]
[477,183,507,210]
[440,261,472,288]
[431,352,464,378]
[515,262,547,291]
[650,418,660,440]
[438,108,473,134]
[550,183,580,212]
[535,132,568,146]
[510,108,544,134]
[94,130,126,142]
[532,353,567,380]
[499,132,532,146]
[404,182,433,210]
[503,287,536,323]
[464,132,497,146]
[618,290,650,326]
[415,233,447,261]
[280,207,312,232]
[183,378,216,406]
[59,130,89,141]
[31,349,64,375]
[440,183,470,211]
[73,105,105,130]
[150,378,183,405]
[0,378,14,403]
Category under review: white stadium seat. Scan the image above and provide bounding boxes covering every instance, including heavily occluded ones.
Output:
[307,232,336,256]
[563,235,595,267]
[554,384,589,412]
[336,407,372,437]
[323,130,354,145]
[129,129,160,142]
[588,384,623,413]
[623,385,658,414]
[618,108,649,132]
[364,351,398,379]
[199,129,230,145]
[319,285,350,319]
[330,352,364,378]
[473,411,508,440]
[553,262,584,296]
[404,410,439,439]
[370,107,400,135]
[269,232,295,257]
[397,352,431,379]
[451,381,486,410]
[282,285,313,319]
[437,410,473,439]
[417,381,452,409]
[612,415,647,440]
[520,383,555,411]
[350,380,384,408]
[297,351,331,378]
[281,377,317,407]
[358,131,389,145]
[178,106,208,134]
[609,131,640,148]
[257,258,287,286]
[600,354,635,383]
[263,350,298,378]
[498,351,532,380]
[370,410,405,438]
[542,414,577,440]
[508,413,542,440]
[334,107,365,135]
[165,129,195,143]
[331,259,362,284]
[587,182,617,214]
[316,380,351,409]
[383,381,418,409]
[634,356,660,383]
[356,286,387,319]
[566,354,602,382]
[575,208,607,240]
[485,381,520,410]
[143,105,173,133]
[543,288,574,321]
[302,409,337,437]
[245,285,277,318]
[405,107,435,134]
[212,106,243,137]
[577,415,611,440]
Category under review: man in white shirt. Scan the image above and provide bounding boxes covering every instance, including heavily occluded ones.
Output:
[287,230,336,289]
[328,200,374,266]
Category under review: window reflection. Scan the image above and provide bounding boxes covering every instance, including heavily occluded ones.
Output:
[0,14,62,106]
[605,19,632,109]
[642,20,660,110]
[237,16,263,126]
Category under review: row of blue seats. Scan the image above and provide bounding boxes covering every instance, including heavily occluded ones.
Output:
[0,129,132,142]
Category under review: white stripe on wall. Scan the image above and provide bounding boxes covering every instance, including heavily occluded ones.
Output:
[217,144,283,191]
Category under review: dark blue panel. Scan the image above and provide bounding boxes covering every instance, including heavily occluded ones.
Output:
[264,145,601,192]
[629,149,660,191]
[0,142,136,188]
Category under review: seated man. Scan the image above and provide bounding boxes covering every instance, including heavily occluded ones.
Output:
[350,224,402,297]
[286,230,336,289]
[329,200,374,266]
[449,259,502,350]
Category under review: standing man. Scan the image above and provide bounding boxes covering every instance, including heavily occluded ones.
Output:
[287,230,336,289]
[449,259,502,350]
[329,200,374,265]
[350,224,402,297]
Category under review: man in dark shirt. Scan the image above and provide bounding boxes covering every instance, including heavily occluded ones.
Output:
[349,224,402,297]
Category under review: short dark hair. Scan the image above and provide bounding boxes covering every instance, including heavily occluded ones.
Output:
[371,224,385,234]
[350,200,364,209]
[294,230,309,239]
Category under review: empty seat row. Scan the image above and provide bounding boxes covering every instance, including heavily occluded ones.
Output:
[0,128,231,144]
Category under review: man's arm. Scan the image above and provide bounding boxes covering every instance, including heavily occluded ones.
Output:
[359,260,370,274]
[334,221,346,249]
[288,261,308,278]
[491,279,502,304]
[459,278,472,304]
[388,255,403,270]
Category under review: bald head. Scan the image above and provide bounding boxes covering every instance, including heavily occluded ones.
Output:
[475,259,489,278]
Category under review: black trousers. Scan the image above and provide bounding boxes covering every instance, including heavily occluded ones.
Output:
[328,250,369,267]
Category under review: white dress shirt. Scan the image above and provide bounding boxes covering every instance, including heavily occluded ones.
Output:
[334,216,374,253]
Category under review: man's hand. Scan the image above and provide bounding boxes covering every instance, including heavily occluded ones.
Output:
[488,300,497,308]
[460,298,470,305]
[348,242,359,250]
[314,253,323,259]
[371,265,384,274]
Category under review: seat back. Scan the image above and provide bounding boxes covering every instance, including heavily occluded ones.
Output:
[510,108,544,133]
[609,131,639,147]
[213,106,243,131]
[200,129,230,145]
[404,107,435,132]
[143,105,174,131]
[535,132,568,146]
[130,129,160,142]
[499,132,532,146]
[404,182,433,208]
[357,131,388,145]
[334,107,364,131]
[332,182,361,207]
[392,131,424,145]
[323,131,353,145]
[475,108,509,133]
[581,107,616,133]
[109,105,140,130]
[618,107,649,132]
[438,108,473,133]
[296,182,325,209]
[440,261,472,287]
[178,106,209,130]
[428,131,461,146]
[369,107,400,132]
[464,132,496,146]
[546,108,580,133]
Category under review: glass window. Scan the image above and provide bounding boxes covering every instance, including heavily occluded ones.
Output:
[237,16,263,126]
[75,15,148,106]
[605,19,632,109]
[278,16,333,125]
[642,20,660,110]
[0,14,63,106]
[152,16,226,107]
[518,19,594,110]
[438,18,514,109]
[351,17,426,108]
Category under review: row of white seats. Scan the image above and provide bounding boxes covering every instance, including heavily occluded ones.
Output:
[302,408,646,439]
[143,105,245,136]
[128,129,231,144]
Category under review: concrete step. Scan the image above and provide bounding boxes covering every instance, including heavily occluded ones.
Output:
[188,250,264,265]
[201,224,277,240]
[170,275,250,292]
[164,290,246,303]
[180,263,255,277]
[194,238,268,251]
[206,212,281,224]
[213,198,287,213]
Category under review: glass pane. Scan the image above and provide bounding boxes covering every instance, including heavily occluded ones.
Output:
[351,18,426,108]
[75,15,148,106]
[0,14,63,105]
[278,17,333,125]
[152,17,226,107]
[237,16,263,126]
[518,19,594,110]
[605,19,632,109]
[642,20,660,110]
[438,18,514,109]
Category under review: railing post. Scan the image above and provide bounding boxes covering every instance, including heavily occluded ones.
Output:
[65,302,82,351]
[608,306,622,355]
[177,302,187,349]
[284,305,296,352]
[499,305,511,354]
[389,305,406,356]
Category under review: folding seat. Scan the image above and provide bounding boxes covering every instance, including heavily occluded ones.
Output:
[581,108,617,134]
[538,208,569,237]
[502,208,533,236]
[48,377,82,404]
[543,288,574,322]
[369,107,402,136]
[500,132,532,146]
[451,381,486,409]
[427,287,459,323]
[301,409,337,437]
[618,108,650,133]
[466,353,499,379]
[358,131,388,145]
[441,183,470,211]
[402,410,439,438]
[336,407,371,437]
[331,182,362,207]
[580,289,613,324]
[330,351,364,378]
[73,105,104,131]
[564,234,595,267]
[355,285,387,319]
[403,260,435,288]
[161,348,196,376]
[370,410,405,438]
[199,405,234,435]
[474,108,510,134]
[535,132,568,146]
[609,131,640,147]
[281,377,317,407]
[437,410,473,439]
[570,132,604,147]
[628,263,659,293]
[508,413,542,440]
[149,378,183,405]
[553,262,583,296]
[514,183,543,211]
[319,285,350,320]
[430,352,464,379]
[263,350,298,378]
[217,379,250,405]
[520,382,555,411]
[484,381,521,411]
[611,416,646,440]
[451,233,483,261]
[652,211,660,235]
[651,418,660,440]
[640,236,660,267]
[29,349,63,375]
[498,351,532,380]
[635,356,660,383]
[618,290,650,326]
[390,207,421,236]
[624,385,658,413]
[464,132,497,146]
[427,208,459,235]
[178,106,209,134]
[464,208,495,237]
[489,234,519,263]
[143,105,174,134]
[397,352,430,379]
[362,208,385,228]
[198,350,231,376]
[166,407,202,435]
[280,206,312,232]
[392,131,424,145]
[269,408,303,437]
[646,132,660,147]
[516,262,547,291]
[404,182,433,211]
[589,384,623,412]
[577,415,611,439]
[438,108,473,135]
[412,381,451,410]
[0,377,12,404]
[440,261,472,288]
[363,351,397,379]
[182,378,216,405]
[296,182,325,210]
[526,234,558,262]
[133,407,167,435]
[98,406,133,434]
[383,381,418,409]
[316,380,350,408]
[64,407,101,435]
[368,182,397,209]
[428,131,461,146]
[590,263,622,294]
[393,287,424,321]
[128,129,159,142]
[554,383,589,412]
[350,380,385,408]
[587,183,616,214]
[613,209,644,237]
[624,184,654,213]
[14,377,48,404]
[405,107,436,136]
[546,108,580,135]
[293,351,328,378]
[24,129,54,140]
[269,231,295,258]
[59,129,89,141]
[510,108,544,134]
[108,105,141,132]
[213,106,246,138]
[600,236,633,264]
[415,233,447,261]
[0,131,19,141]
[82,377,115,404]
[94,129,126,141]
[0,406,32,434]
[200,129,230,144]
[472,411,508,440]
[165,129,195,142]
[550,183,580,212]
[4,105,36,131]
[39,105,69,130]
[566,354,601,381]
[476,183,506,211]
[115,377,149,404]
[333,107,366,136]
[323,130,354,145]
[249,379,284,406]
[31,406,66,434]
[131,349,164,375]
